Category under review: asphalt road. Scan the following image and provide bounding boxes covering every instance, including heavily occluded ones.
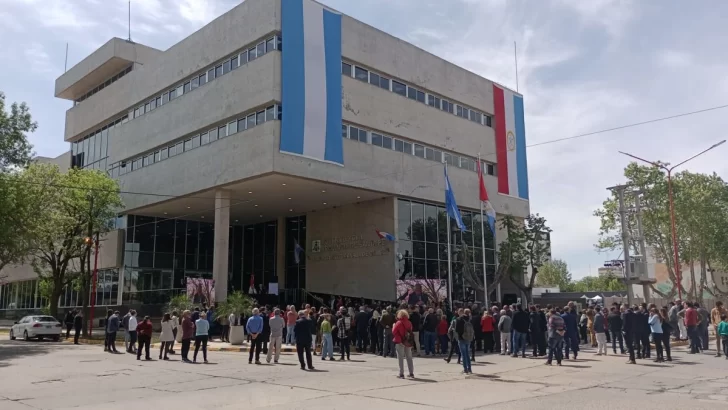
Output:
[1,337,727,409]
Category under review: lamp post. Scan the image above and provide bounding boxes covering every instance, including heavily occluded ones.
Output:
[619,140,726,300]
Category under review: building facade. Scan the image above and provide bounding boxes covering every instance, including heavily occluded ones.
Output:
[1,0,531,316]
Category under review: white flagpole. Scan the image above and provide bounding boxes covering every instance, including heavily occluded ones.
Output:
[478,154,489,308]
[445,164,454,311]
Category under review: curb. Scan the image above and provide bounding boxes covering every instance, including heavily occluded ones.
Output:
[150,343,300,353]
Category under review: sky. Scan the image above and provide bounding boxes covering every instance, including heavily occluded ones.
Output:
[1,0,728,279]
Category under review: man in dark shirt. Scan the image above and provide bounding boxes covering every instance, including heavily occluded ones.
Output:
[529,306,545,357]
[423,308,439,356]
[607,306,625,354]
[638,304,651,358]
[355,306,370,353]
[293,312,314,370]
[409,306,422,356]
[621,304,637,364]
[511,305,530,358]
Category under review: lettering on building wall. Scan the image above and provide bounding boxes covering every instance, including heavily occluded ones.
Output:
[308,235,390,262]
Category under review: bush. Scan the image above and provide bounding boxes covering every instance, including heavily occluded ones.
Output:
[215,292,256,322]
[166,294,196,315]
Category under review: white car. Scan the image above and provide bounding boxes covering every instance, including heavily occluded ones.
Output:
[9,315,63,341]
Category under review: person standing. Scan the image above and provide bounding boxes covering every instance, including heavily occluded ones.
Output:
[659,308,673,361]
[481,310,495,354]
[529,306,544,357]
[438,314,450,355]
[683,302,700,354]
[593,307,607,356]
[106,311,120,353]
[355,306,369,353]
[64,310,75,339]
[392,309,415,379]
[511,305,529,358]
[456,309,475,374]
[294,311,315,370]
[193,312,209,363]
[498,309,512,355]
[136,316,153,361]
[545,309,565,366]
[286,306,297,345]
[73,310,83,345]
[267,308,285,364]
[126,310,138,354]
[648,308,664,362]
[492,306,502,353]
[586,307,596,348]
[169,311,179,354]
[337,308,352,361]
[445,308,463,363]
[668,301,680,340]
[320,313,335,360]
[246,308,264,364]
[711,301,726,357]
[561,307,579,360]
[696,303,710,352]
[103,309,113,352]
[159,313,174,360]
[369,308,381,354]
[260,307,271,355]
[423,307,439,356]
[181,310,194,363]
[638,304,652,359]
[607,306,625,354]
[380,307,395,358]
[718,314,728,359]
[219,311,230,343]
[621,304,637,364]
[409,306,422,356]
[579,311,588,344]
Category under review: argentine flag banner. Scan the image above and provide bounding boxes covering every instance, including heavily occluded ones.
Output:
[280,0,344,165]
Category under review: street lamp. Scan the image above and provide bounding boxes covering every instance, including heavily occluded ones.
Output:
[619,140,726,300]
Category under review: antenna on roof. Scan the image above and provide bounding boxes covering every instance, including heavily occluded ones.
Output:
[514,41,519,93]
[127,0,133,42]
[64,43,69,73]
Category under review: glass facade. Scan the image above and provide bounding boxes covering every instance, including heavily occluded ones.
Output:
[0,279,47,310]
[242,220,277,295]
[58,269,120,308]
[285,216,307,290]
[396,199,496,305]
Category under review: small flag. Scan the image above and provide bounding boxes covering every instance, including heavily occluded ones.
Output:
[375,229,395,241]
[248,275,256,295]
[444,165,467,231]
[477,160,497,234]
[294,239,304,264]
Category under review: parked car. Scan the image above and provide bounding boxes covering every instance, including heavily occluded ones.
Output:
[10,316,63,341]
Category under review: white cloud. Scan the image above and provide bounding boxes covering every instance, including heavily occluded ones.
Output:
[656,49,692,68]
[24,42,54,74]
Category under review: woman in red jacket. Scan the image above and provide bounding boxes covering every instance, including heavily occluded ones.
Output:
[437,316,449,355]
[392,309,414,379]
[136,316,153,361]
[481,311,496,354]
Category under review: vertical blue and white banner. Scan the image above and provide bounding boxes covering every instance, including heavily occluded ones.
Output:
[280,0,344,165]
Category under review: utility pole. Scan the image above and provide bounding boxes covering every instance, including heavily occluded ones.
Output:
[609,185,634,306]
[633,193,650,302]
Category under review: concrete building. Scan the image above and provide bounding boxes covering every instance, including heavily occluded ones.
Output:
[0,0,531,317]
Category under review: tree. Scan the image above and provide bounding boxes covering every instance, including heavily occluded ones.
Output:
[0,91,35,171]
[535,259,571,289]
[25,164,122,317]
[564,274,626,292]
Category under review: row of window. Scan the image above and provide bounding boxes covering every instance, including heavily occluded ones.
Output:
[127,35,280,123]
[0,279,46,310]
[108,104,280,178]
[342,61,492,128]
[74,65,133,105]
[70,35,281,168]
[71,115,128,169]
[59,269,119,308]
[342,123,497,176]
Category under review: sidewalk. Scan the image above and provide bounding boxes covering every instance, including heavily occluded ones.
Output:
[150,340,301,353]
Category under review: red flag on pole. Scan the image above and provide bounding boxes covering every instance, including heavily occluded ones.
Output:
[477,160,489,202]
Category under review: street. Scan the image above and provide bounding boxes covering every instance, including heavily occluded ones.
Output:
[1,339,727,410]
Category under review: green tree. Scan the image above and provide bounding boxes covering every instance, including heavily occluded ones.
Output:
[0,91,35,171]
[24,163,123,317]
[535,259,571,289]
[564,274,626,292]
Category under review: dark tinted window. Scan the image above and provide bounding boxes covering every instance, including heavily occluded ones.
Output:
[392,81,406,96]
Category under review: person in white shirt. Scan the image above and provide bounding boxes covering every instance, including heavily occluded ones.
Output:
[126,310,138,354]
[169,311,179,354]
[159,313,175,360]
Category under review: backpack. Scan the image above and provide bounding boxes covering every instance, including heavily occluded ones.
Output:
[462,319,475,342]
[404,328,415,347]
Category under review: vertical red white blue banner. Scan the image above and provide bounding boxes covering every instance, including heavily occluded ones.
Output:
[493,84,529,199]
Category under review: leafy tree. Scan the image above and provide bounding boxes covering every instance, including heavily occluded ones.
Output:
[535,259,571,289]
[564,274,626,292]
[215,292,257,322]
[24,164,123,317]
[0,91,35,171]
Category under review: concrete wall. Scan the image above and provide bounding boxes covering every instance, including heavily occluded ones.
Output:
[63,0,280,141]
[305,197,396,301]
[35,151,71,172]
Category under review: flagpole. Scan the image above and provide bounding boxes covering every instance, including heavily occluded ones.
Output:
[445,164,454,312]
[478,155,489,308]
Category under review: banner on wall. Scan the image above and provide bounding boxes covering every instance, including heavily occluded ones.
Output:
[186,278,215,305]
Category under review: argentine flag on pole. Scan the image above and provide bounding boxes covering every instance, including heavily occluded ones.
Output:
[444,165,467,231]
[280,0,344,165]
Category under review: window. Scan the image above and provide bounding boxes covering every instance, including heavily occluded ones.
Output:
[382,135,392,149]
[184,139,192,151]
[132,158,142,170]
[201,132,209,145]
[134,107,141,118]
[199,73,208,86]
[402,141,412,154]
[168,144,177,157]
[462,107,470,119]
[460,157,475,171]
[144,154,153,166]
[145,102,150,113]
[266,106,275,121]
[160,148,168,160]
[392,80,406,96]
[379,76,390,90]
[207,68,215,81]
[488,163,496,176]
[349,127,366,143]
[266,37,275,52]
[428,95,440,108]
[371,133,383,146]
[414,144,425,158]
[257,42,265,57]
[150,99,157,110]
[169,89,177,100]
[218,125,227,139]
[241,50,248,64]
[485,115,492,127]
[255,110,264,125]
[425,147,435,161]
[354,66,368,82]
[228,120,237,135]
[191,77,199,89]
[183,82,191,94]
[341,124,348,138]
[215,65,223,77]
[456,105,463,117]
[370,72,380,87]
[223,60,231,74]
[231,55,239,69]
[249,46,258,61]
[176,85,183,97]
[154,151,161,163]
[408,86,417,100]
[238,118,246,132]
[192,135,200,148]
[441,100,453,113]
[209,127,218,141]
[417,90,425,103]
[162,93,169,105]
[175,142,183,154]
[247,114,256,127]
[342,62,352,77]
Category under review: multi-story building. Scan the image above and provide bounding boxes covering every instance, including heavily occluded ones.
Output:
[0,0,531,317]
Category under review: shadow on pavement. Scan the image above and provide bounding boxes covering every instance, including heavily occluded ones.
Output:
[0,339,67,368]
[558,364,591,369]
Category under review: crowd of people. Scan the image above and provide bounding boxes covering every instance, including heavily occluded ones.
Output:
[63,295,728,377]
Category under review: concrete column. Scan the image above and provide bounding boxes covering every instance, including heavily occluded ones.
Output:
[642,284,651,303]
[276,217,286,289]
[213,190,230,303]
